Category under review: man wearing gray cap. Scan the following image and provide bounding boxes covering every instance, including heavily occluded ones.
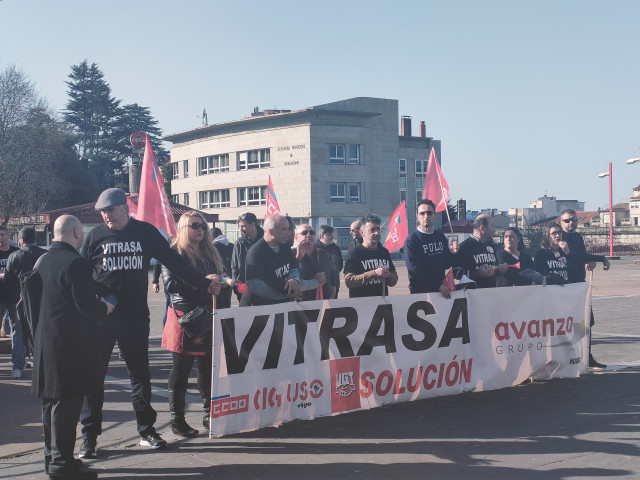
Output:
[78,188,218,457]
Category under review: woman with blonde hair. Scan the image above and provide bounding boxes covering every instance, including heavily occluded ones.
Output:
[161,211,225,436]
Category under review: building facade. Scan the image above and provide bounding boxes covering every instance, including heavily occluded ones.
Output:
[509,195,585,228]
[166,97,441,250]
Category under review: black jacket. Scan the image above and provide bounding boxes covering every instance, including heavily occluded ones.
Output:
[32,242,107,398]
[5,245,47,303]
[161,246,217,312]
[231,226,264,283]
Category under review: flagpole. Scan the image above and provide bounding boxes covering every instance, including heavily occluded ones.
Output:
[434,157,455,236]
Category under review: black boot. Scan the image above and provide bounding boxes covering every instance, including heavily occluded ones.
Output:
[168,389,199,437]
[200,387,210,429]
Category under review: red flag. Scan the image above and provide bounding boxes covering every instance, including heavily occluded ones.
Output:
[138,134,177,237]
[265,175,281,218]
[422,147,449,212]
[442,268,455,291]
[384,201,408,252]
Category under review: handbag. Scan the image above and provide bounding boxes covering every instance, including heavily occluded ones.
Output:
[177,306,212,340]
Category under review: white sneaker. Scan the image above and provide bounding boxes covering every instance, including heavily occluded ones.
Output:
[11,369,22,379]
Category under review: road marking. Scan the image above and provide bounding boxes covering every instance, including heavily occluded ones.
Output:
[104,375,200,401]
[593,294,640,300]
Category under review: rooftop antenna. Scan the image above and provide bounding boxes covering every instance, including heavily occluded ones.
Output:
[196,108,209,126]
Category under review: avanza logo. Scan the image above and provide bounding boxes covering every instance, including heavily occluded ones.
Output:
[336,371,355,397]
[211,394,249,418]
[330,357,361,413]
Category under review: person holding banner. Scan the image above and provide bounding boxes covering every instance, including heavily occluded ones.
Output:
[161,211,225,437]
[456,214,507,288]
[78,188,220,457]
[404,200,458,298]
[245,214,302,305]
[292,225,331,301]
[496,227,543,287]
[534,223,570,285]
[344,214,398,297]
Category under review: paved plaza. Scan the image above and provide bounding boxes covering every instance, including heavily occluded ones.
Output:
[1,258,638,479]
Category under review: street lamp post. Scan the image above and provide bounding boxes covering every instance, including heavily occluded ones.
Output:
[597,162,613,257]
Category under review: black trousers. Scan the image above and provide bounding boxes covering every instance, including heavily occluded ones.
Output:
[43,396,83,473]
[80,319,156,439]
[168,351,212,398]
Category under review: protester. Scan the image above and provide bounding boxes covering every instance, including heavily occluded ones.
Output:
[348,219,363,252]
[79,188,218,457]
[162,212,225,436]
[245,214,301,305]
[33,215,114,480]
[231,212,264,303]
[316,225,343,298]
[404,199,458,298]
[534,223,570,285]
[0,225,23,378]
[559,209,610,368]
[292,225,330,301]
[5,227,47,356]
[284,215,296,248]
[456,214,507,288]
[212,227,233,309]
[496,227,543,287]
[344,214,398,297]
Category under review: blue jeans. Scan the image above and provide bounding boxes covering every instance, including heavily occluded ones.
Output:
[0,303,25,371]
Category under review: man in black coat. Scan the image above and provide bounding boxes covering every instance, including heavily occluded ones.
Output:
[231,212,264,303]
[5,227,47,355]
[33,215,114,479]
[79,188,218,457]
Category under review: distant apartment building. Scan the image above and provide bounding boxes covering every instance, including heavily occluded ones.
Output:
[165,97,441,250]
[509,195,585,228]
[630,185,640,226]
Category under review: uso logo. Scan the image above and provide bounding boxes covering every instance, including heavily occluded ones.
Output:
[211,395,249,418]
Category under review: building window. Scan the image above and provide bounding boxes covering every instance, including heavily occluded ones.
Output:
[170,194,179,203]
[182,160,189,178]
[348,145,360,164]
[238,149,270,170]
[171,162,179,180]
[416,159,428,192]
[198,154,230,175]
[349,184,360,202]
[183,193,189,206]
[330,183,346,202]
[399,158,406,202]
[199,189,230,208]
[330,183,361,203]
[330,145,345,164]
[238,186,267,206]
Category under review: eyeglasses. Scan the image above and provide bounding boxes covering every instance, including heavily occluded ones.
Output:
[189,222,207,231]
[419,211,435,216]
[562,218,578,223]
[550,230,562,236]
[298,230,315,236]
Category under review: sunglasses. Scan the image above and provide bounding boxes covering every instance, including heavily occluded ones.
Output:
[562,218,578,223]
[298,230,315,236]
[189,222,207,231]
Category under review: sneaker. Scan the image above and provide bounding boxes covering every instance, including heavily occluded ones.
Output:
[11,369,22,379]
[589,354,607,369]
[139,431,167,449]
[78,438,98,459]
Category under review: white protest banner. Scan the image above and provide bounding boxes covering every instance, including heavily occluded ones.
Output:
[209,283,590,437]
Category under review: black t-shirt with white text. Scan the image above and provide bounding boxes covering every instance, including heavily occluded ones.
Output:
[245,238,299,306]
[344,243,396,298]
[456,236,499,288]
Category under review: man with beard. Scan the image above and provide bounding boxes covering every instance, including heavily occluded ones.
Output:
[456,214,507,288]
[405,200,459,298]
[344,214,398,297]
[231,212,264,305]
[292,225,330,301]
[559,209,610,369]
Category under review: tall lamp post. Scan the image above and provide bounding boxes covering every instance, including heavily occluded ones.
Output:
[597,162,613,257]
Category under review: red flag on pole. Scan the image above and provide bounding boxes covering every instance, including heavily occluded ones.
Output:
[384,200,408,252]
[422,147,449,212]
[265,175,281,218]
[137,134,177,237]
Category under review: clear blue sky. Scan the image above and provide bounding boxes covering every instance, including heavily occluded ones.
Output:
[2,0,639,212]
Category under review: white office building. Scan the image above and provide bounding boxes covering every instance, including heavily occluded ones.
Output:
[166,97,441,249]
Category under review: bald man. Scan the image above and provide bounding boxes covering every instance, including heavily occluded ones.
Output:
[244,214,301,305]
[455,214,508,288]
[33,215,113,479]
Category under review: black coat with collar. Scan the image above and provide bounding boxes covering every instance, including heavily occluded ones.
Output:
[32,241,107,399]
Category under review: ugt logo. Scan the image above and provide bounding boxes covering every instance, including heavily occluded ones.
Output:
[336,371,355,398]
